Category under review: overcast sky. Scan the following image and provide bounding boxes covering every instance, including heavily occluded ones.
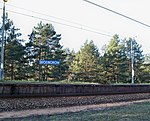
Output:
[0,0,150,54]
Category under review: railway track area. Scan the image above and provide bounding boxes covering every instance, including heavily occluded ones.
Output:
[0,92,150,112]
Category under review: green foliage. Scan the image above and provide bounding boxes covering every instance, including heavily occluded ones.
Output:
[25,22,68,81]
[101,35,145,84]
[0,14,148,83]
[141,54,150,82]
[0,14,25,80]
[101,35,128,83]
[70,40,102,82]
[124,38,144,83]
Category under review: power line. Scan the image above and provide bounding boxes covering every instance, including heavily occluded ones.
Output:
[0,2,113,36]
[0,8,112,37]
[83,0,150,28]
[1,2,81,26]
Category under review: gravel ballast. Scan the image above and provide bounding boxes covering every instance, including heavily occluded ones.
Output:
[0,93,150,112]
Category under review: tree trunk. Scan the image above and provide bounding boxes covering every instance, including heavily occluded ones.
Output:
[11,60,14,80]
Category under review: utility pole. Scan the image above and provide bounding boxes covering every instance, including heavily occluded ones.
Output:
[0,0,8,80]
[131,39,134,84]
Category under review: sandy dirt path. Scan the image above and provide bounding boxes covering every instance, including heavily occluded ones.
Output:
[0,99,150,119]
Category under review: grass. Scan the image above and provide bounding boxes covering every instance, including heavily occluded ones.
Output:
[3,101,150,121]
[1,79,99,85]
[45,102,150,121]
[2,79,150,85]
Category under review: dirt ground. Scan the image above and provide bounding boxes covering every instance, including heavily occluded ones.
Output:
[0,99,150,119]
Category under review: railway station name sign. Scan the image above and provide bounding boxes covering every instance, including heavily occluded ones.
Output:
[39,60,60,65]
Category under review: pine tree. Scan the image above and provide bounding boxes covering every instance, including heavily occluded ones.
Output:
[141,54,150,83]
[125,38,144,83]
[70,40,101,82]
[141,63,150,83]
[26,22,67,81]
[102,35,128,83]
[0,13,25,80]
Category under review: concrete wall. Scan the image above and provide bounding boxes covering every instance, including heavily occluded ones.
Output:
[0,83,150,97]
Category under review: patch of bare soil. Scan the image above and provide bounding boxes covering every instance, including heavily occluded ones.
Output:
[0,99,150,119]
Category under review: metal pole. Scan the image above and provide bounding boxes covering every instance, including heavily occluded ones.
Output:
[131,39,134,84]
[0,2,5,80]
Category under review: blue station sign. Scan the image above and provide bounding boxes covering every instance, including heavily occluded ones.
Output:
[39,60,60,65]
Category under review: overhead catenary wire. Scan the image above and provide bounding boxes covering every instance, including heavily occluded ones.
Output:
[0,1,149,34]
[83,0,150,28]
[4,1,147,38]
[0,8,112,37]
[1,1,148,39]
[6,3,113,35]
[3,1,149,38]
[0,2,82,26]
[3,1,150,32]
[0,2,113,37]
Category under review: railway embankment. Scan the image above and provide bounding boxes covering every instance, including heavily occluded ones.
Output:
[1,93,150,112]
[1,83,150,97]
[1,83,150,112]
